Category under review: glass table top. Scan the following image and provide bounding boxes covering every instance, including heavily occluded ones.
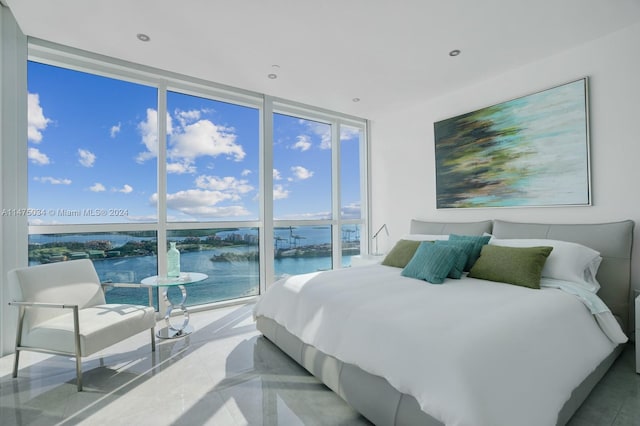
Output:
[141,272,208,287]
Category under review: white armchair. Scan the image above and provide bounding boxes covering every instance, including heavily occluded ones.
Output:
[8,259,156,391]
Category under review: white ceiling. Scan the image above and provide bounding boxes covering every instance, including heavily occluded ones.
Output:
[5,0,640,118]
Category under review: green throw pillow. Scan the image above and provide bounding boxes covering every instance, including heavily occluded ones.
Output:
[448,234,491,271]
[434,240,469,279]
[382,239,423,268]
[468,245,554,289]
[401,242,458,284]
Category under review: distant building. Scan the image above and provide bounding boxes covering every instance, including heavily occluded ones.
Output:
[70,252,89,260]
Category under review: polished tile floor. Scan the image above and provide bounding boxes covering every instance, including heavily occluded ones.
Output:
[0,303,638,425]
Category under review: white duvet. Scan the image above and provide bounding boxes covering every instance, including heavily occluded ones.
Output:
[253,264,626,426]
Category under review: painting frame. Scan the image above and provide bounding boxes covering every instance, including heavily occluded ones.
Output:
[434,78,591,209]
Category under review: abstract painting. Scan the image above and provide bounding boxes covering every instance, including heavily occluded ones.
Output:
[434,78,591,208]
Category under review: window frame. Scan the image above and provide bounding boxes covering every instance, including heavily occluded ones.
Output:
[24,38,369,311]
[270,99,369,274]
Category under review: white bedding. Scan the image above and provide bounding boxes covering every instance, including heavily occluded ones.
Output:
[253,264,626,426]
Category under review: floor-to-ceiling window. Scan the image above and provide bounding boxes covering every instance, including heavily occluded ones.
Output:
[27,61,161,306]
[271,109,366,276]
[272,112,334,275]
[340,124,365,264]
[25,41,368,309]
[163,90,261,304]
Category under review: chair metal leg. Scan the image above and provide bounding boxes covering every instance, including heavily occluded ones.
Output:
[12,350,20,378]
[151,328,156,352]
[148,286,156,352]
[12,305,25,378]
[72,306,83,391]
[75,356,83,391]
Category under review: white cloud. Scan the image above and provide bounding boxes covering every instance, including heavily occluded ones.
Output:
[290,166,313,180]
[273,184,290,200]
[292,135,312,151]
[78,149,96,167]
[277,211,331,220]
[175,109,201,127]
[167,161,197,174]
[150,189,249,218]
[341,202,361,219]
[110,123,121,138]
[306,121,331,149]
[273,169,282,180]
[89,183,106,192]
[118,184,133,194]
[195,175,253,198]
[34,176,72,185]
[137,108,245,166]
[28,147,50,165]
[340,126,360,141]
[136,108,173,163]
[241,169,252,176]
[170,119,245,162]
[126,214,159,222]
[153,189,231,207]
[186,205,249,217]
[27,93,51,143]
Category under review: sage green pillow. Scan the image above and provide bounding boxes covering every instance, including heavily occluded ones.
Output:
[468,245,553,289]
[401,242,458,284]
[381,239,423,268]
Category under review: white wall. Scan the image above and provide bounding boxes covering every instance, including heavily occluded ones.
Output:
[0,6,28,356]
[370,23,640,293]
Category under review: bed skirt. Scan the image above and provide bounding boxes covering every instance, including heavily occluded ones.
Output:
[256,315,624,426]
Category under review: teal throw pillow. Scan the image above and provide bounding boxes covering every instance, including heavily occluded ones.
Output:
[434,240,469,279]
[448,234,491,271]
[381,239,423,268]
[401,242,458,284]
[468,245,553,289]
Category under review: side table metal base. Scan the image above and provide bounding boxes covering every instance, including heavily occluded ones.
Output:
[158,283,190,339]
[156,325,194,339]
[140,272,208,340]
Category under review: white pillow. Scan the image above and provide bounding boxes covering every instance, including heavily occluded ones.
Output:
[489,237,602,292]
[584,256,603,291]
[402,234,449,241]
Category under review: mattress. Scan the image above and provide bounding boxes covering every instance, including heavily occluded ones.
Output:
[253,265,625,426]
[255,316,623,426]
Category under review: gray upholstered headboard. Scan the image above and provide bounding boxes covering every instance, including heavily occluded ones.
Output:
[492,220,634,331]
[409,218,634,331]
[409,219,493,236]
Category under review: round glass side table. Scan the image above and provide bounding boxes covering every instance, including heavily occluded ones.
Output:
[141,272,208,339]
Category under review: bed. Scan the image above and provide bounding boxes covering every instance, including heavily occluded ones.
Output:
[253,219,634,426]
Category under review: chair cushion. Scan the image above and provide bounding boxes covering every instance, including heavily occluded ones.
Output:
[9,259,107,330]
[21,304,156,356]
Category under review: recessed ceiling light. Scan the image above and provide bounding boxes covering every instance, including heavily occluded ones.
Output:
[449,49,461,57]
[352,98,361,102]
[137,33,150,42]
[268,65,280,79]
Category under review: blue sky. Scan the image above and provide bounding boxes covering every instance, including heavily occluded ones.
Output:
[27,61,361,225]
